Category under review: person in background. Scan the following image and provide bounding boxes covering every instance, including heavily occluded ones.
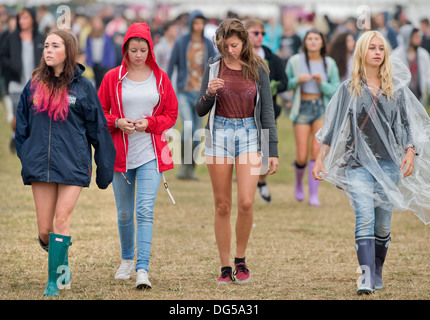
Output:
[85,15,116,89]
[0,7,44,154]
[392,24,430,105]
[278,17,302,67]
[373,12,398,50]
[154,20,178,90]
[263,17,282,53]
[420,18,430,54]
[167,10,217,180]
[37,5,55,35]
[286,28,340,206]
[98,23,178,290]
[15,30,115,297]
[328,31,356,82]
[245,18,287,204]
[196,18,278,284]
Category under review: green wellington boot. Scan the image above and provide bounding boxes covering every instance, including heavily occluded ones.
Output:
[38,235,71,287]
[43,233,72,297]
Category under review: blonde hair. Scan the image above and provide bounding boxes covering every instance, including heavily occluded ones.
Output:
[349,30,394,100]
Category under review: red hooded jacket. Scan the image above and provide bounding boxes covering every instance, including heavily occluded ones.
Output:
[98,23,178,173]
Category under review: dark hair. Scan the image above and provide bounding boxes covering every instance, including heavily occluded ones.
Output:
[32,29,78,87]
[328,31,355,79]
[215,18,268,81]
[302,29,328,74]
[31,30,79,121]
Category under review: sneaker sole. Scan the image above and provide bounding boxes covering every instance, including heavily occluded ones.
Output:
[235,276,251,284]
[136,283,152,290]
[216,280,233,284]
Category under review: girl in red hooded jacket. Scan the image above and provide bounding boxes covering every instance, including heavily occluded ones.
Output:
[98,23,178,289]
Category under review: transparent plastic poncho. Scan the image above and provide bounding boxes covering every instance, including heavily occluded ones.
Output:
[315,58,430,224]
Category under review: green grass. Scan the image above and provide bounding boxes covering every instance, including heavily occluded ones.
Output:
[0,101,429,300]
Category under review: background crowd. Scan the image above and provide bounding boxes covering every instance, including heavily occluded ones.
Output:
[0,2,429,154]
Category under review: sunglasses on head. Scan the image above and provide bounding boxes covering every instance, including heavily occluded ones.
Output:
[252,31,266,36]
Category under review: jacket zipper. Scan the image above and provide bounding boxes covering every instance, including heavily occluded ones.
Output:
[47,116,52,182]
[116,66,128,172]
[151,74,163,173]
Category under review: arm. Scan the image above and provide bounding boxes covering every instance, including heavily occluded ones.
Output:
[259,67,279,159]
[85,83,116,189]
[97,75,117,133]
[195,62,216,117]
[319,58,340,98]
[397,89,415,177]
[15,81,32,158]
[285,56,299,91]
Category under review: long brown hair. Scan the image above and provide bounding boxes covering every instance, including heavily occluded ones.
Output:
[31,30,78,121]
[214,18,269,81]
[302,29,328,74]
[328,31,354,79]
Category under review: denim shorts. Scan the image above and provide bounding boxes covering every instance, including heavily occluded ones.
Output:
[294,98,324,125]
[205,115,259,159]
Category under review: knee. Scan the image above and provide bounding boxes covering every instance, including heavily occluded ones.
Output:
[374,225,391,238]
[238,198,254,215]
[215,201,231,218]
[117,210,133,225]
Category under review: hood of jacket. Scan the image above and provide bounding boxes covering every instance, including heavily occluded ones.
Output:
[16,7,39,37]
[188,10,206,35]
[120,23,159,76]
[398,24,415,52]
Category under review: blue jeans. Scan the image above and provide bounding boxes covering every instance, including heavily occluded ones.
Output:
[346,161,400,239]
[177,90,203,148]
[112,160,161,272]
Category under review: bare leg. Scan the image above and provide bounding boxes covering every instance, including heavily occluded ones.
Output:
[206,155,234,267]
[293,124,311,166]
[32,182,82,241]
[235,152,261,259]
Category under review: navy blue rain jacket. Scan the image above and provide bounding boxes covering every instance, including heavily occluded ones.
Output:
[15,64,116,189]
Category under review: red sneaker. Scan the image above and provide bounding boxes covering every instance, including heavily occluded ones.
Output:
[234,262,250,284]
[217,268,234,284]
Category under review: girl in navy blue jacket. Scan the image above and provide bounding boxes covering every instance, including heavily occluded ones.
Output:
[15,30,116,297]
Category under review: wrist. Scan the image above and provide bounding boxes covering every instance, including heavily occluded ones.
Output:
[406,147,417,156]
[206,88,216,98]
[115,118,119,129]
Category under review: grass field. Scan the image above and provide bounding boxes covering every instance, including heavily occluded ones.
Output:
[0,100,429,301]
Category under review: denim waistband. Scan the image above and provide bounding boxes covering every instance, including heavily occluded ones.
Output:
[300,98,323,104]
[214,115,255,126]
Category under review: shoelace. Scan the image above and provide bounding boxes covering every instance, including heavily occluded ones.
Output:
[234,263,249,275]
[221,269,234,281]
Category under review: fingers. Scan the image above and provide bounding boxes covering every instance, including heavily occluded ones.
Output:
[312,165,326,181]
[403,163,414,177]
[134,119,148,132]
[268,158,279,175]
[209,78,224,93]
[119,118,136,135]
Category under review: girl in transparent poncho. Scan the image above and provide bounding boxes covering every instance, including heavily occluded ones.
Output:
[312,31,430,294]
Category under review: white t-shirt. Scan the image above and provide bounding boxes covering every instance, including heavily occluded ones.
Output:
[122,72,159,169]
